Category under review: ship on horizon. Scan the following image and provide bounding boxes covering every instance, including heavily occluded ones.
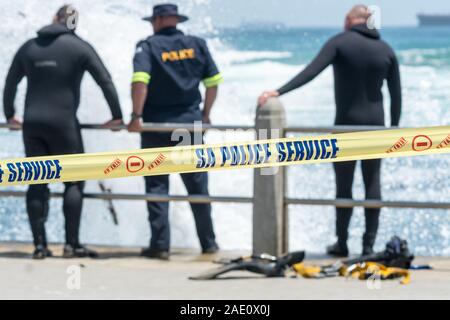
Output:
[417,13,450,26]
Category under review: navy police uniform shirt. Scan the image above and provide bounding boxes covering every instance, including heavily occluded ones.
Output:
[132,27,223,122]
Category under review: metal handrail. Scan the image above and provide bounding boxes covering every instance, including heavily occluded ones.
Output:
[0,122,389,133]
[285,198,450,209]
[0,190,448,209]
[0,122,254,132]
[284,125,391,133]
[0,190,252,204]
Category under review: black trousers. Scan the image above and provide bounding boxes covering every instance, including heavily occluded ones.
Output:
[333,159,382,246]
[141,131,217,251]
[23,124,84,247]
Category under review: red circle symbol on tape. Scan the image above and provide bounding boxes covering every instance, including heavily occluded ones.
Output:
[412,135,432,152]
[126,156,145,173]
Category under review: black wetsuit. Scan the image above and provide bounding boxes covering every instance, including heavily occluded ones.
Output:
[3,23,122,248]
[277,24,402,249]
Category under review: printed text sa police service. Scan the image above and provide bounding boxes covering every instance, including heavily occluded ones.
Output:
[195,138,340,168]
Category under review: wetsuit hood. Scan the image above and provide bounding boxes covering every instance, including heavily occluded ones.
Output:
[350,23,380,39]
[37,23,73,38]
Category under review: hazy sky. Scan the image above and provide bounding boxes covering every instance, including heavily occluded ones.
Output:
[206,0,450,27]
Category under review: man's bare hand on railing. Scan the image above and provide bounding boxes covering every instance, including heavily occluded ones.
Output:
[102,118,124,132]
[130,82,146,133]
[257,90,279,107]
[127,117,143,132]
[202,111,211,124]
[7,117,22,130]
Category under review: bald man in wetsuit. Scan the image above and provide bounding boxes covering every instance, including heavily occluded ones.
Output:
[258,5,402,256]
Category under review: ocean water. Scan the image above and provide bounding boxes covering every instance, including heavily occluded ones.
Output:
[0,0,449,255]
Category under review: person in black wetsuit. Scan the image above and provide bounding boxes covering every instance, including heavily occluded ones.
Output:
[3,5,123,259]
[258,5,402,256]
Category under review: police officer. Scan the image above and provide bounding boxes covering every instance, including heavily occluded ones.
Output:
[128,4,222,260]
[258,5,402,257]
[3,5,123,259]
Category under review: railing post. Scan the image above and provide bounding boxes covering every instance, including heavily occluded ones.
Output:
[253,97,287,256]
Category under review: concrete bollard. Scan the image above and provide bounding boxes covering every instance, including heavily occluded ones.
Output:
[253,97,288,256]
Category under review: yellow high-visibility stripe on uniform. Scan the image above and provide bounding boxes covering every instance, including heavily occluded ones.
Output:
[0,126,448,186]
[203,73,223,88]
[132,72,151,84]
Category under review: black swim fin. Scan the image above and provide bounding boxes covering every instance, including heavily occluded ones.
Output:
[189,263,258,280]
[190,251,305,280]
[213,253,277,265]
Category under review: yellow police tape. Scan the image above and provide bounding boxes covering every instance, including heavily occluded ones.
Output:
[0,126,449,186]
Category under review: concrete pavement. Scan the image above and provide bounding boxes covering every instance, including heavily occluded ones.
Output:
[0,242,449,300]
